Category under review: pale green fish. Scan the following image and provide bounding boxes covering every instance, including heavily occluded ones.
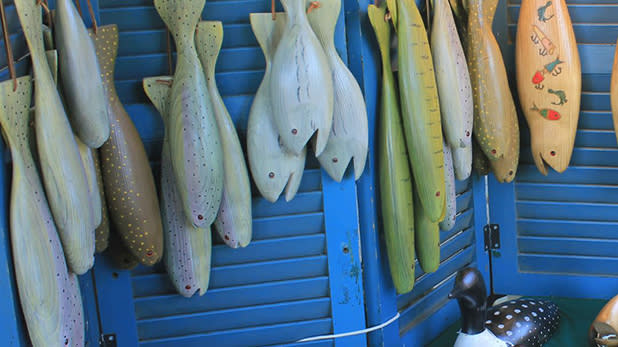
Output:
[439,140,457,231]
[431,0,472,181]
[248,13,306,203]
[15,0,95,275]
[196,21,252,248]
[154,0,224,228]
[0,76,84,347]
[76,137,102,229]
[144,76,212,297]
[270,0,334,156]
[308,0,368,182]
[54,0,110,148]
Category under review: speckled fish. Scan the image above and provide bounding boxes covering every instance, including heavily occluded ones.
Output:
[248,13,306,203]
[144,76,212,297]
[15,0,95,275]
[90,25,163,265]
[196,21,252,248]
[93,150,110,253]
[154,0,224,228]
[440,140,457,231]
[308,0,368,182]
[472,137,491,176]
[270,0,334,156]
[0,76,84,347]
[463,0,518,162]
[431,0,473,181]
[107,230,139,270]
[54,0,110,148]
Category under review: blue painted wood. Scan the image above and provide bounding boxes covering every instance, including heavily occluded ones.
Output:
[78,272,101,346]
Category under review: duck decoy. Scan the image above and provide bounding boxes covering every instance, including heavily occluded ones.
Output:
[308,0,369,182]
[431,0,473,181]
[144,76,212,297]
[154,0,224,228]
[247,13,306,203]
[196,21,252,249]
[450,267,560,347]
[440,140,457,232]
[55,0,110,148]
[15,0,95,275]
[90,25,163,265]
[589,294,618,346]
[516,0,580,175]
[269,0,334,156]
[368,2,416,295]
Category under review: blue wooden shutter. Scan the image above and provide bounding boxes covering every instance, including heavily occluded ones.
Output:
[91,1,367,346]
[490,0,618,299]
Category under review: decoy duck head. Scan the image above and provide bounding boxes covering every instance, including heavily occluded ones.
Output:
[591,321,618,347]
[449,267,488,334]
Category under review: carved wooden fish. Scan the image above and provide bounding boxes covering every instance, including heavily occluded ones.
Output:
[76,137,102,229]
[15,0,95,274]
[270,0,334,156]
[308,0,368,182]
[93,149,110,253]
[144,76,212,297]
[54,0,110,148]
[90,25,163,265]
[440,140,457,231]
[195,21,252,248]
[248,13,306,203]
[0,76,84,347]
[154,0,224,228]
[107,230,139,270]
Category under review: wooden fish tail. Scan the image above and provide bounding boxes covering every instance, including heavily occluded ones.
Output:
[196,21,252,248]
[93,149,110,253]
[154,0,205,51]
[248,13,307,203]
[92,25,164,265]
[0,76,81,347]
[452,145,472,181]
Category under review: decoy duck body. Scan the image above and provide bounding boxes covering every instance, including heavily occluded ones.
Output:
[590,294,618,346]
[450,267,560,347]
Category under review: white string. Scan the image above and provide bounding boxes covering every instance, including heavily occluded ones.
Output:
[296,312,401,343]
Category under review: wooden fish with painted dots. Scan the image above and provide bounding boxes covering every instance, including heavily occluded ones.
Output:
[89,25,164,265]
[451,268,560,347]
[516,0,581,175]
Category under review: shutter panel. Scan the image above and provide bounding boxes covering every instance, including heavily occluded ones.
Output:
[490,0,618,299]
[92,0,367,346]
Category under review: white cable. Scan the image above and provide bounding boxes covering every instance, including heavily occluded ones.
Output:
[296,312,401,343]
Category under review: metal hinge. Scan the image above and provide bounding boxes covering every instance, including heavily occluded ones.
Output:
[484,224,500,251]
[99,334,117,347]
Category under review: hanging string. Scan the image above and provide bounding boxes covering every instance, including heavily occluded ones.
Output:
[165,28,173,75]
[271,0,276,20]
[425,0,431,34]
[85,0,98,34]
[0,0,16,91]
[37,0,52,22]
[74,0,83,18]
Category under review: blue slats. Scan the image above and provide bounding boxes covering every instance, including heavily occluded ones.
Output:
[519,253,618,275]
[519,235,618,257]
[518,218,618,238]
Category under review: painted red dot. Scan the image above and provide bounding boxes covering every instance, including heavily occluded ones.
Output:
[269,172,275,178]
[146,250,153,257]
[197,214,204,220]
[224,235,230,240]
[550,151,556,156]
[436,191,441,197]
[291,129,298,135]
[491,149,497,155]
[185,285,192,290]
[332,158,338,163]
[466,131,470,137]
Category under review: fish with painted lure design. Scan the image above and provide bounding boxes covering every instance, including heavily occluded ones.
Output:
[548,88,567,105]
[451,268,560,347]
[531,25,556,56]
[90,25,163,265]
[195,21,252,248]
[144,77,212,297]
[0,76,85,347]
[532,57,564,90]
[154,0,224,228]
[54,0,110,147]
[15,0,95,274]
[307,0,369,182]
[537,1,554,22]
[248,13,306,203]
[270,0,334,156]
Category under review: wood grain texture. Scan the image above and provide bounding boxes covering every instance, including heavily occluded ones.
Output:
[0,76,84,347]
[15,0,95,275]
[144,76,212,297]
[247,13,306,203]
[308,0,369,182]
[90,25,163,265]
[397,0,446,222]
[439,141,457,231]
[55,0,110,148]
[270,0,334,156]
[154,0,224,228]
[516,0,581,175]
[196,21,252,249]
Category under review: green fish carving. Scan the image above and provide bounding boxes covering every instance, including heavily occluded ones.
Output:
[144,76,212,297]
[54,0,110,147]
[90,25,163,265]
[15,0,95,274]
[196,21,252,248]
[308,0,369,182]
[154,0,224,228]
[0,76,84,347]
[248,13,306,203]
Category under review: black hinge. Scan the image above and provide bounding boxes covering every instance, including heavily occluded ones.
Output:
[99,334,117,347]
[484,224,500,251]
